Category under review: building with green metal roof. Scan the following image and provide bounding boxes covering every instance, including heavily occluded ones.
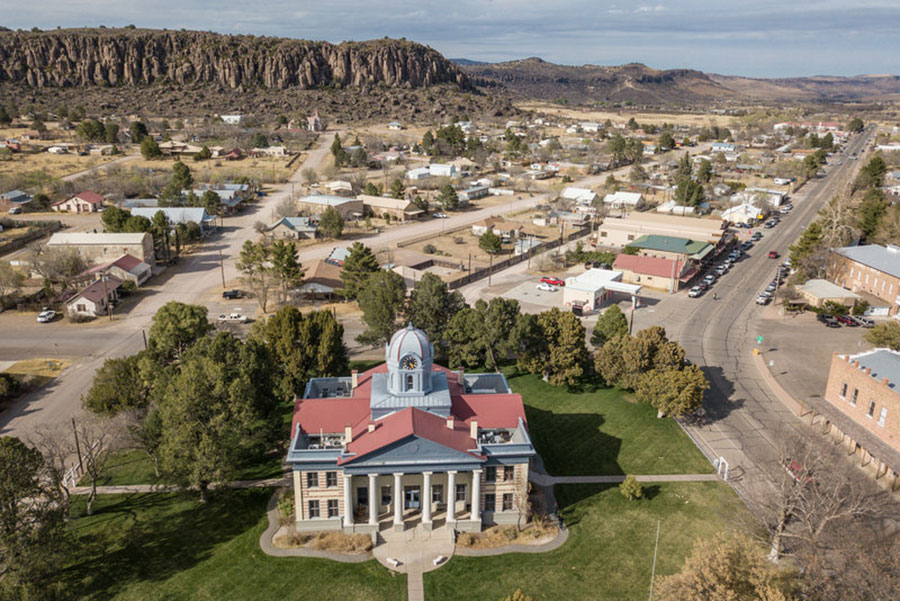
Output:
[627,234,714,261]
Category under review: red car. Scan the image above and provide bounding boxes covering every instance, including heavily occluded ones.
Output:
[767,250,779,259]
[541,276,565,287]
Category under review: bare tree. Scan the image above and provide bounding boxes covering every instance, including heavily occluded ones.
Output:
[272,196,297,220]
[125,407,162,479]
[30,246,88,293]
[27,424,75,507]
[818,195,860,247]
[348,169,368,195]
[300,167,318,186]
[75,415,125,516]
[762,434,888,563]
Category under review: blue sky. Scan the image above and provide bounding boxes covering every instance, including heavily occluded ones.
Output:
[6,1,898,77]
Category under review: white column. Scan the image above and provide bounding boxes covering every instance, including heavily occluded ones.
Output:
[471,469,482,520]
[446,470,457,524]
[422,471,433,526]
[393,472,404,527]
[368,473,378,526]
[343,473,353,526]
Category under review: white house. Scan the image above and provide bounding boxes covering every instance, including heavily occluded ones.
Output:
[720,203,764,225]
[51,191,105,213]
[221,114,243,125]
[560,187,597,205]
[562,269,642,312]
[602,192,645,209]
[429,163,457,178]
[66,276,123,318]
[407,167,432,181]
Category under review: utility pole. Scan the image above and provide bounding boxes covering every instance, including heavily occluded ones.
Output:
[142,329,148,350]
[648,519,661,601]
[72,417,84,474]
[218,250,226,289]
[102,274,112,320]
[488,252,493,286]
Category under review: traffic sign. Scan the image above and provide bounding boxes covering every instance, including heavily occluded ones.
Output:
[756,335,764,344]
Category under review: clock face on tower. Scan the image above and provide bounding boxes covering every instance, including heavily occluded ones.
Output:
[400,354,419,370]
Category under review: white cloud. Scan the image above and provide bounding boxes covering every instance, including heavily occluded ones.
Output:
[634,5,665,13]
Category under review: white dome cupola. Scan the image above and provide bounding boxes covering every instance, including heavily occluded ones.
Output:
[385,323,434,395]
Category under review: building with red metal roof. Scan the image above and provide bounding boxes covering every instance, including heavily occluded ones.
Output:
[287,324,535,534]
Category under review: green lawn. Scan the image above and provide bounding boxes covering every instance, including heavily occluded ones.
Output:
[63,489,406,601]
[509,373,713,476]
[81,449,285,487]
[425,482,755,601]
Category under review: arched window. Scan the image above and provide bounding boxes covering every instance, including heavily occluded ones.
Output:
[406,374,414,391]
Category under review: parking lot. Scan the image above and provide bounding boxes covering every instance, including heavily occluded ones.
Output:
[501,279,567,311]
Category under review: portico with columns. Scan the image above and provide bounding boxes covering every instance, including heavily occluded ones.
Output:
[287,324,535,535]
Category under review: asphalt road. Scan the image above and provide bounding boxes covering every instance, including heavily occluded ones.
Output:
[631,128,875,511]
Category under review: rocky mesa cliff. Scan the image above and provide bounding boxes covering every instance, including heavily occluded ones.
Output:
[0,28,470,90]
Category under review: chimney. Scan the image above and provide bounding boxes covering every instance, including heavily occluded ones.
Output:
[457,369,465,386]
[446,417,455,430]
[883,377,891,386]
[344,425,353,444]
[351,369,359,389]
[865,367,872,375]
[470,420,478,440]
[368,423,376,433]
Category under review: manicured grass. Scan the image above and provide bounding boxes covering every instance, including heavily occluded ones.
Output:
[509,373,714,476]
[425,482,756,601]
[83,449,287,487]
[63,489,407,601]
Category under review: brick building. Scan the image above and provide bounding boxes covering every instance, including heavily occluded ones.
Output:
[823,349,900,484]
[287,324,535,534]
[828,244,900,316]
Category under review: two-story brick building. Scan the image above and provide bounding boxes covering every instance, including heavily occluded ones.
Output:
[824,349,900,484]
[828,244,900,316]
[287,324,536,534]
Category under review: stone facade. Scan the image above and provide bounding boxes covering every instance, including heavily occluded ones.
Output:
[828,249,900,315]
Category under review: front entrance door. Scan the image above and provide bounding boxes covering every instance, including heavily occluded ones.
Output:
[404,486,420,510]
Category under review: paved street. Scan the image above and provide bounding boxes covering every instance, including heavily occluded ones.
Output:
[630,128,875,510]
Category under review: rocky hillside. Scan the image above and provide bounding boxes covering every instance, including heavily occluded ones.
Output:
[0,28,519,121]
[0,28,469,90]
[710,73,900,102]
[460,58,734,105]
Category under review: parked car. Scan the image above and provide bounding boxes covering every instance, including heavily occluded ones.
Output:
[703,274,717,284]
[432,212,448,219]
[218,313,249,323]
[834,314,858,326]
[851,315,874,328]
[756,295,771,305]
[741,241,753,251]
[767,250,779,259]
[8,206,21,215]
[540,276,565,287]
[764,221,776,229]
[696,281,709,291]
[752,232,763,241]
[688,286,704,298]
[536,283,558,292]
[36,309,56,323]
[222,289,243,300]
[816,313,841,328]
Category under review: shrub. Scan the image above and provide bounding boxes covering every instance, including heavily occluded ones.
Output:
[120,281,137,294]
[423,244,437,254]
[851,300,869,316]
[68,313,96,323]
[619,475,642,500]
[0,373,21,401]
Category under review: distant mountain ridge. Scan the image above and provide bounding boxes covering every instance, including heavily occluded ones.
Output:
[460,57,900,104]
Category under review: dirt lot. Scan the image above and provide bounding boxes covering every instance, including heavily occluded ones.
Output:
[519,102,735,128]
[0,151,121,180]
[130,154,301,185]
[409,220,559,269]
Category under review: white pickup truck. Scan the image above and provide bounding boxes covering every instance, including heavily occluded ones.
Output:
[218,313,248,323]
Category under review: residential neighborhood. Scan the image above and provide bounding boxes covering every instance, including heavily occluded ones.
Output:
[0,16,899,601]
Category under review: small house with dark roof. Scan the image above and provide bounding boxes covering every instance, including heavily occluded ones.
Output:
[267,216,318,240]
[66,276,123,318]
[287,324,536,534]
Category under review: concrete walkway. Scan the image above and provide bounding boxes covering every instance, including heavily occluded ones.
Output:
[372,524,455,601]
[529,472,721,487]
[70,476,289,495]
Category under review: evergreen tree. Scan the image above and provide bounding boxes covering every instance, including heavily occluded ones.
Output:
[140,135,161,159]
[270,239,303,303]
[405,273,465,349]
[340,242,380,300]
[318,206,344,239]
[390,178,406,199]
[437,183,459,210]
[478,231,502,255]
[591,304,629,347]
[357,270,407,345]
[148,301,212,362]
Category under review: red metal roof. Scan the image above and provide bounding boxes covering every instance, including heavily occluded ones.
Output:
[614,253,683,279]
[67,276,123,305]
[339,407,481,465]
[55,190,104,206]
[111,253,145,272]
[291,362,528,458]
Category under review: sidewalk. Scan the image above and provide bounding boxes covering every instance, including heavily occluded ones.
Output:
[69,476,289,496]
[529,472,721,487]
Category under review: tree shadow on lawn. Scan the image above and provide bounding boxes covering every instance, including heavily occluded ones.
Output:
[525,405,623,477]
[61,489,267,601]
[555,483,661,528]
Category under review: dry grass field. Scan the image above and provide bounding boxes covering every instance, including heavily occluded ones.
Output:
[519,102,734,128]
[0,151,120,179]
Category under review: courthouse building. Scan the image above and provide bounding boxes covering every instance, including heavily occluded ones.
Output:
[287,324,536,533]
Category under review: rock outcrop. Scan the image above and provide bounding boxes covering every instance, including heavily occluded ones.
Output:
[0,28,470,90]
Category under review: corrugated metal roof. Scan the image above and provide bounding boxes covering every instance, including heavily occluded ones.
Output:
[847,349,900,390]
[49,232,149,245]
[835,244,900,279]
